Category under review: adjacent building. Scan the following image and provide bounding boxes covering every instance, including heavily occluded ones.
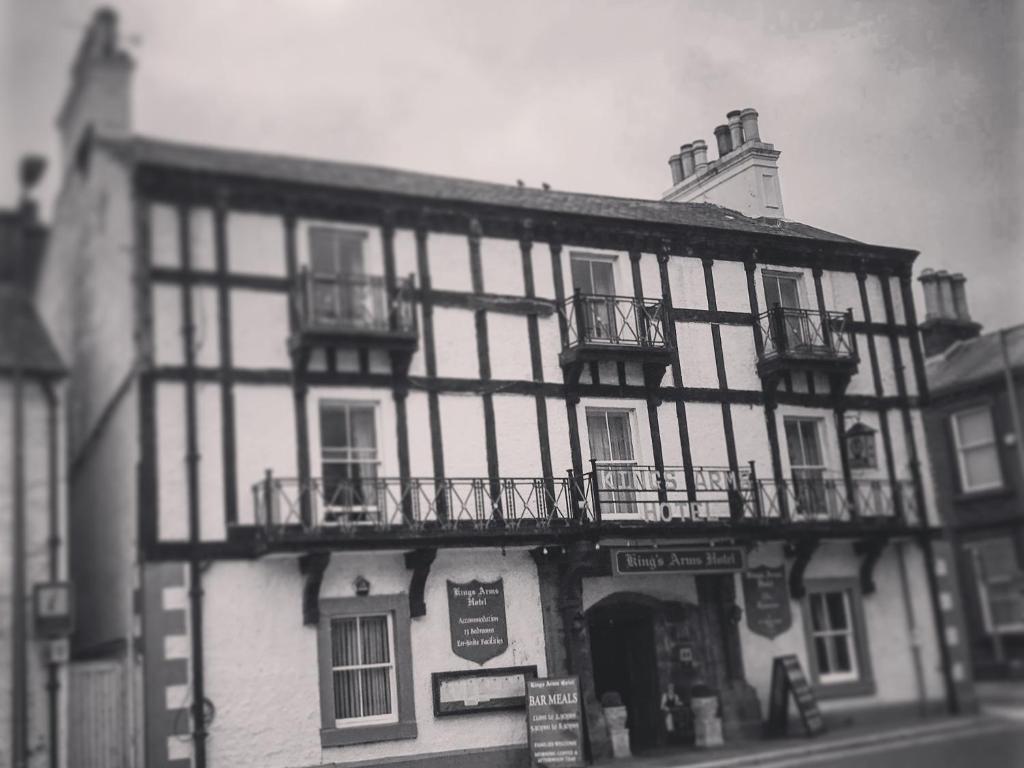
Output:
[39,10,975,768]
[919,269,1024,678]
[2,167,69,768]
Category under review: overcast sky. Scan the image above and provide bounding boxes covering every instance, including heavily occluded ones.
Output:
[4,0,1021,329]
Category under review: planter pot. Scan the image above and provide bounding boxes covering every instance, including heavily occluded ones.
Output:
[604,705,628,732]
[691,695,719,722]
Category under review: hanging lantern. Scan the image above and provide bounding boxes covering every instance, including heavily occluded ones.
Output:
[846,422,877,469]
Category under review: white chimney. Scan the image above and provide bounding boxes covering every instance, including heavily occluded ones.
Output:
[662,107,783,218]
[680,144,695,178]
[56,8,134,171]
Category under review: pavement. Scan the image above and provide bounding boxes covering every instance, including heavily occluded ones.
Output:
[594,682,1024,767]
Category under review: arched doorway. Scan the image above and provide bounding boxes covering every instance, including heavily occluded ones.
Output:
[587,594,662,752]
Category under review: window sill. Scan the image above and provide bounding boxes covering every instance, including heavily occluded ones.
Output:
[320,720,418,748]
[954,486,1012,504]
[812,677,876,700]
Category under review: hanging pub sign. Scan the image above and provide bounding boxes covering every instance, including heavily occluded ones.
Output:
[741,565,792,639]
[612,546,745,576]
[447,579,509,664]
[526,676,585,767]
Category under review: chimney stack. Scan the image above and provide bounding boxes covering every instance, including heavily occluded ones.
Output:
[57,7,134,171]
[714,125,732,158]
[918,268,982,356]
[662,107,783,218]
[668,154,683,185]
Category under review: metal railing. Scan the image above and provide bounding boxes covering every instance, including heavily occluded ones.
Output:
[248,467,917,540]
[297,269,417,335]
[758,307,855,361]
[563,292,668,350]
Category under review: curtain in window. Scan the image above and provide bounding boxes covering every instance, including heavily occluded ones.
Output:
[330,616,393,720]
[809,592,854,677]
[360,616,392,717]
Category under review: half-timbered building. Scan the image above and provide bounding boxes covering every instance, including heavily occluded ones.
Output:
[39,10,975,768]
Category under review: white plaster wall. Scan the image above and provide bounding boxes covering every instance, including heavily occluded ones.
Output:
[713,261,750,313]
[863,275,887,324]
[657,406,684,468]
[638,252,661,301]
[846,336,875,396]
[677,323,719,389]
[152,284,184,366]
[480,237,525,296]
[911,410,939,526]
[438,395,488,477]
[876,338,899,397]
[536,314,563,383]
[492,395,543,477]
[888,277,905,322]
[731,404,772,475]
[433,307,479,379]
[582,572,699,610]
[156,381,189,541]
[197,381,226,541]
[202,548,547,768]
[405,392,434,478]
[150,203,180,268]
[684,403,729,467]
[190,206,217,271]
[428,233,473,292]
[532,243,556,300]
[227,212,286,276]
[393,229,418,283]
[488,314,533,381]
[668,258,707,310]
[546,398,573,477]
[829,271,862,320]
[719,325,759,390]
[233,385,297,525]
[192,286,221,369]
[900,339,919,397]
[738,541,945,715]
[230,290,291,369]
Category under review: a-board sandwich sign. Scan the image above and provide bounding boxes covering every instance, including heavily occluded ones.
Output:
[526,676,584,767]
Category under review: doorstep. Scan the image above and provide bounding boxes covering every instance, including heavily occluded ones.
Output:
[592,712,992,768]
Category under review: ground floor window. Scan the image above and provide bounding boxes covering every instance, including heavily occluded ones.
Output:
[801,579,874,698]
[967,538,1024,635]
[317,594,417,746]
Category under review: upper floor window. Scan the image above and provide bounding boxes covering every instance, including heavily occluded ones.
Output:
[571,253,620,341]
[785,416,837,517]
[307,226,373,327]
[319,401,379,517]
[763,271,803,310]
[950,406,1003,493]
[586,407,638,518]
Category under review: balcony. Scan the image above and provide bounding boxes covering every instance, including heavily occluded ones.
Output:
[559,292,673,387]
[291,269,418,357]
[234,464,917,551]
[756,307,857,383]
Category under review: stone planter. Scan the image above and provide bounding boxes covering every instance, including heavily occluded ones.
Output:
[691,695,718,721]
[691,695,723,749]
[603,705,631,758]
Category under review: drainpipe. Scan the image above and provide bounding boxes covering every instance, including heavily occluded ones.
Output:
[1000,329,1024,483]
[43,382,61,768]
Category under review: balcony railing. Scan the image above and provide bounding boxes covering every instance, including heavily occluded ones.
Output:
[246,465,917,542]
[296,269,417,338]
[758,307,856,364]
[563,292,668,351]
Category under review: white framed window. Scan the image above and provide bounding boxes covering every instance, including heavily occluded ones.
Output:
[967,539,1024,634]
[570,253,620,342]
[807,590,859,684]
[762,270,803,310]
[950,406,1003,493]
[586,407,639,517]
[329,613,399,726]
[317,401,380,518]
[784,416,837,517]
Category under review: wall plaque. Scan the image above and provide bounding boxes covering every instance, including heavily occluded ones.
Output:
[612,547,745,576]
[527,676,584,767]
[447,579,508,664]
[741,565,792,639]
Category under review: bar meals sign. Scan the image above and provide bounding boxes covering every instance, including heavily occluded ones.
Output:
[447,579,509,664]
[612,546,746,576]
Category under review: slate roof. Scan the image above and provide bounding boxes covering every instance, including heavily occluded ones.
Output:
[0,286,65,377]
[926,324,1024,395]
[107,135,865,246]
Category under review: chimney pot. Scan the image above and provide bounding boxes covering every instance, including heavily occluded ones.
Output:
[935,270,956,319]
[918,269,940,319]
[739,107,760,143]
[950,272,971,321]
[668,154,683,185]
[714,125,732,159]
[727,110,743,149]
[680,144,695,178]
[692,140,708,174]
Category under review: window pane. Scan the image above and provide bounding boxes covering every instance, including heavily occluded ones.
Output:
[571,259,594,294]
[814,637,831,673]
[809,593,826,632]
[778,277,801,308]
[831,635,853,673]
[590,261,615,294]
[606,413,634,461]
[963,445,1001,489]
[309,227,339,275]
[331,618,359,667]
[336,236,365,275]
[784,420,806,466]
[764,276,782,309]
[825,592,849,631]
[350,407,377,451]
[321,407,350,449]
[587,412,612,461]
[360,616,391,664]
[956,409,994,446]
[800,421,824,465]
[361,668,392,716]
[333,670,361,720]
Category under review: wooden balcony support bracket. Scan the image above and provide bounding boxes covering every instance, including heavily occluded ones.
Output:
[298,551,331,626]
[784,536,820,600]
[853,537,888,596]
[404,547,438,618]
[643,360,668,391]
